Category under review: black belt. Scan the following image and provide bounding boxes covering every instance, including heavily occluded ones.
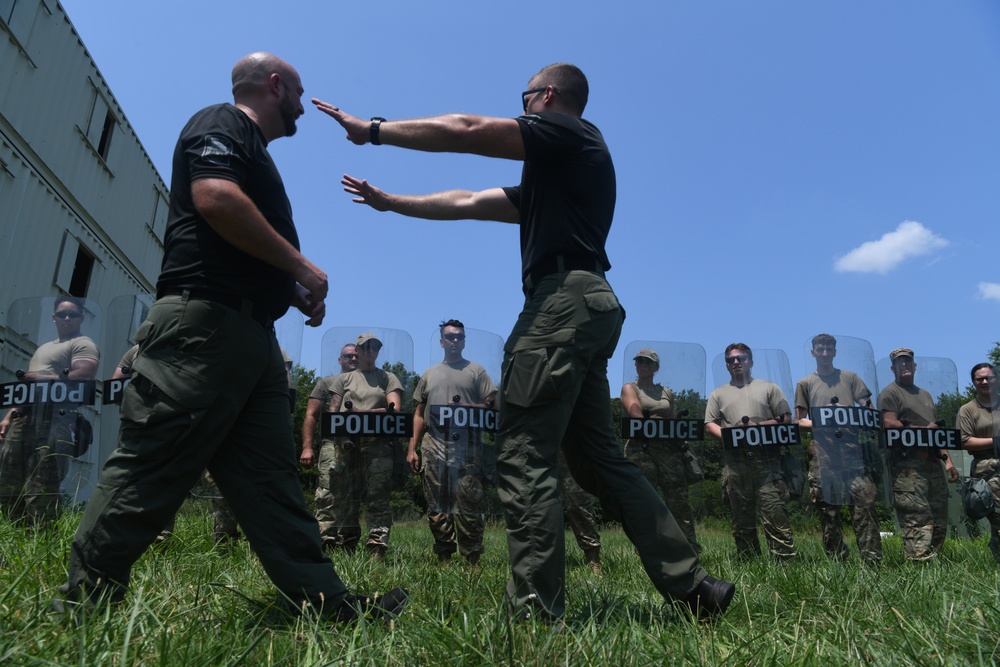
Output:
[157,288,273,329]
[523,253,605,296]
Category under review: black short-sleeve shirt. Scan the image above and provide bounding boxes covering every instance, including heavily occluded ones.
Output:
[502,111,615,283]
[158,103,298,320]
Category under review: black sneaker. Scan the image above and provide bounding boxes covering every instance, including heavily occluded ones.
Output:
[685,575,735,619]
[332,587,409,622]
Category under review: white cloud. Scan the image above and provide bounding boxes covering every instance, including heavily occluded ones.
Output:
[978,282,1000,302]
[833,220,949,274]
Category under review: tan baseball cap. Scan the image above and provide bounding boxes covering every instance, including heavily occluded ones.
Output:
[889,347,915,362]
[356,332,382,348]
[633,348,660,364]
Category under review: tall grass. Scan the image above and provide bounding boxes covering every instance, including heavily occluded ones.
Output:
[1,500,998,666]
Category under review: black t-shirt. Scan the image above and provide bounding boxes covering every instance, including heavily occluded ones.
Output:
[158,103,298,320]
[502,111,615,283]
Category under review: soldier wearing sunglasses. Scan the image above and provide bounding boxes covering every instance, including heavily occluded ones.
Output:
[0,296,99,526]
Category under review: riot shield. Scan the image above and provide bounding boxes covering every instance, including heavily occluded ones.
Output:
[712,348,805,499]
[274,312,304,411]
[101,293,154,464]
[315,327,414,544]
[620,341,707,549]
[799,335,890,507]
[0,295,102,516]
[876,355,963,539]
[419,327,503,514]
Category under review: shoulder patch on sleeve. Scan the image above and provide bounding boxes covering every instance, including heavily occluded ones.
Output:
[201,134,233,165]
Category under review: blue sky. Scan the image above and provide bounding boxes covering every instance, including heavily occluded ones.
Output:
[62,0,1000,394]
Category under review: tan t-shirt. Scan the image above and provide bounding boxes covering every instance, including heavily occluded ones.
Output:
[414,359,496,446]
[628,382,674,419]
[957,397,999,444]
[329,368,403,412]
[705,378,790,428]
[795,369,871,410]
[877,382,935,427]
[29,335,99,378]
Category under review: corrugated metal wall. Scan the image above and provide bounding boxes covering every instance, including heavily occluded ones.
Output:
[1,1,168,503]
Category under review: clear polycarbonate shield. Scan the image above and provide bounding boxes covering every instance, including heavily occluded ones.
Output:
[799,335,889,507]
[421,327,504,514]
[318,327,415,503]
[274,312,304,411]
[710,348,804,498]
[876,355,962,534]
[1,296,102,506]
[620,341,708,520]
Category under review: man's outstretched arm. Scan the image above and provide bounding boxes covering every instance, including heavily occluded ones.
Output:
[312,100,525,161]
[341,174,519,223]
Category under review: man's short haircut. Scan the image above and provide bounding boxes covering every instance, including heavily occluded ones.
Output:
[532,63,589,115]
[339,344,356,356]
[812,333,837,349]
[54,296,84,314]
[724,342,752,360]
[440,319,465,335]
[232,52,284,98]
[971,362,997,381]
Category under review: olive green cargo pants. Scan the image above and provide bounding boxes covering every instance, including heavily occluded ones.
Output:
[496,271,704,621]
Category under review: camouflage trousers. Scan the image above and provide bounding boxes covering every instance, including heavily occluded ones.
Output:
[316,438,393,552]
[890,456,949,561]
[807,454,882,561]
[722,454,795,558]
[556,451,601,554]
[970,457,1000,563]
[421,441,485,558]
[0,414,73,527]
[625,441,700,553]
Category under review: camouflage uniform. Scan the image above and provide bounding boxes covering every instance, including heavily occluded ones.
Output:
[623,381,700,553]
[1,334,98,526]
[706,379,795,559]
[413,359,496,562]
[796,370,882,561]
[956,396,1000,563]
[326,367,402,553]
[879,381,949,561]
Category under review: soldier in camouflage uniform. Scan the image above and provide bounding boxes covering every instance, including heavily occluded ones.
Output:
[794,334,882,562]
[622,349,700,554]
[957,363,1000,563]
[325,333,402,557]
[409,320,496,566]
[878,347,958,561]
[0,297,99,527]
[705,343,795,560]
[301,344,357,550]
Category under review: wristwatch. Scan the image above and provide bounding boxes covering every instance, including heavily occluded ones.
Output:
[370,117,386,145]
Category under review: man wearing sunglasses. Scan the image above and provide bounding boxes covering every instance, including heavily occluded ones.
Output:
[313,62,734,620]
[705,343,796,560]
[1,296,99,527]
[409,320,497,566]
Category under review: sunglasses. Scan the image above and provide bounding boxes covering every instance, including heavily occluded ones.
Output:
[443,333,466,342]
[725,355,749,365]
[521,86,561,112]
[54,311,83,320]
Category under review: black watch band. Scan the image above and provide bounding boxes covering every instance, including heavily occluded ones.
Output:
[370,117,386,145]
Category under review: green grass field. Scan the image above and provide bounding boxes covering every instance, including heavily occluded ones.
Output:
[1,502,998,666]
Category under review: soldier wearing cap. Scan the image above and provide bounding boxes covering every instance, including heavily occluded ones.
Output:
[622,348,700,553]
[956,362,1000,562]
[301,344,358,550]
[877,347,958,561]
[705,343,795,559]
[323,333,402,557]
[794,333,881,562]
